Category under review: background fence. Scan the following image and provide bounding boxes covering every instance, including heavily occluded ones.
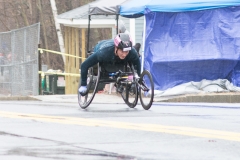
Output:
[0,23,40,96]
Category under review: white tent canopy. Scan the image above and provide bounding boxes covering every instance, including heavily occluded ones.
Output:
[57,0,128,28]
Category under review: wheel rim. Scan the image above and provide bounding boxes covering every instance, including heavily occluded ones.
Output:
[139,70,154,110]
[121,82,138,108]
[78,65,100,109]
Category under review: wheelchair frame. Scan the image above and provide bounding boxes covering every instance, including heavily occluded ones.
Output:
[78,61,154,110]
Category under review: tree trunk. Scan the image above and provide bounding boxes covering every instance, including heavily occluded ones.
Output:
[20,0,29,26]
[37,0,50,66]
[50,0,65,64]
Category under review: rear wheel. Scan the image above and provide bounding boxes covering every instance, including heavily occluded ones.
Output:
[78,64,100,109]
[139,70,154,110]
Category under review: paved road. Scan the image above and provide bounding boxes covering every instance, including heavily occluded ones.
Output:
[0,100,239,160]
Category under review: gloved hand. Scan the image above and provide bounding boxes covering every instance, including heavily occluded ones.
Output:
[78,86,87,95]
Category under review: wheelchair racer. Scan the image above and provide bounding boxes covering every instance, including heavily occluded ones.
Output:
[79,33,141,95]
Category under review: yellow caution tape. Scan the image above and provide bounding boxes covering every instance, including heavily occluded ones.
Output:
[38,48,86,60]
[38,48,84,77]
[38,71,80,77]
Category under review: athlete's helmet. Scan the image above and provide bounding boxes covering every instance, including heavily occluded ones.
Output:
[114,33,132,51]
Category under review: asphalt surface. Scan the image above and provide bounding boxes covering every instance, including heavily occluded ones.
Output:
[1,93,240,160]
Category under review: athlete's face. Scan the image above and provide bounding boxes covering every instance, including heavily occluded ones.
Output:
[115,48,129,59]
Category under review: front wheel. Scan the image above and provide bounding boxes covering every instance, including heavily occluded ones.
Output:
[120,82,138,108]
[120,63,138,108]
[139,70,154,110]
[78,64,100,109]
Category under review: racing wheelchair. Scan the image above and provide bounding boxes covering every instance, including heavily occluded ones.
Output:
[78,57,154,110]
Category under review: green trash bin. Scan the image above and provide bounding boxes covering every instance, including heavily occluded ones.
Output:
[44,74,65,95]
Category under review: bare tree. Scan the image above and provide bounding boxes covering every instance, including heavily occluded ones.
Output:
[0,0,111,72]
[36,0,50,66]
[50,0,65,64]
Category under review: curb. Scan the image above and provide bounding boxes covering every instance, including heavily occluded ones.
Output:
[155,93,240,103]
[1,93,240,103]
[0,96,40,101]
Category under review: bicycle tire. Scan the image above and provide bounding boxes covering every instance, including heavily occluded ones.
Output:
[139,70,154,110]
[78,63,100,109]
[121,82,138,108]
[120,64,138,108]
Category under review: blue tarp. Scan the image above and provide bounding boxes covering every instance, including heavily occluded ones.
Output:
[120,0,240,17]
[120,1,240,90]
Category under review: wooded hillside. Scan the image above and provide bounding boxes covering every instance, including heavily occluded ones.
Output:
[0,0,111,71]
